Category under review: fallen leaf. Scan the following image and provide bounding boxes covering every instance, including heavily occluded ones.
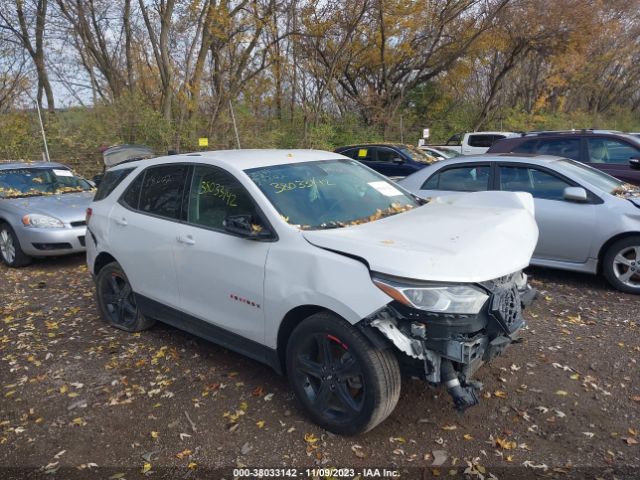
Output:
[256,420,265,429]
[351,444,365,458]
[463,434,473,441]
[304,433,319,444]
[441,425,457,431]
[494,390,507,399]
[623,437,639,445]
[555,390,568,396]
[495,437,517,450]
[175,449,192,459]
[150,431,159,439]
[141,462,152,474]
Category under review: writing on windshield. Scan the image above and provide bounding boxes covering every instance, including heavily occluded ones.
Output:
[246,159,421,230]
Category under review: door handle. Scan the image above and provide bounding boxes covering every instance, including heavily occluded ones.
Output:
[115,217,127,226]
[177,235,195,245]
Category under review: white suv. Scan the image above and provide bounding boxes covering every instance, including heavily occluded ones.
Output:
[86,149,538,435]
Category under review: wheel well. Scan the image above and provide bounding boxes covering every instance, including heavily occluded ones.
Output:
[94,252,117,275]
[597,232,640,272]
[276,305,329,373]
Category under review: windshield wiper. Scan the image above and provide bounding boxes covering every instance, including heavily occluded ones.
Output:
[317,222,344,230]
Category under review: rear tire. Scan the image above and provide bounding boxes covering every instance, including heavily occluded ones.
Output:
[95,261,155,332]
[0,223,31,267]
[286,312,400,435]
[603,236,640,294]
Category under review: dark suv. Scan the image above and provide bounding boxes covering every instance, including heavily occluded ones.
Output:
[488,130,640,185]
[335,144,434,178]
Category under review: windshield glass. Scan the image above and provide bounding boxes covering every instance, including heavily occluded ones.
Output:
[556,159,631,194]
[246,159,422,229]
[398,145,435,164]
[0,167,93,198]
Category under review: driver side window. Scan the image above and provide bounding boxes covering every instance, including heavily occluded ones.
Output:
[187,165,259,231]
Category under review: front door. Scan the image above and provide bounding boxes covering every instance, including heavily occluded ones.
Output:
[174,164,271,344]
[497,164,597,263]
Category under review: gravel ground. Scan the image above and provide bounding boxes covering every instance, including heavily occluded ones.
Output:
[1,254,639,480]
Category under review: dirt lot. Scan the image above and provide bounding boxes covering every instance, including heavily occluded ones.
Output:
[1,255,639,480]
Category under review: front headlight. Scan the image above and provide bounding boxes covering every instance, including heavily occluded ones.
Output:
[22,214,65,228]
[372,273,489,314]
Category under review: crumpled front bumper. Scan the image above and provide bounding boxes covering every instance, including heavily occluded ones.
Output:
[360,274,536,388]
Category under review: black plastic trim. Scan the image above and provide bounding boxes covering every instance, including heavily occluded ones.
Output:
[136,294,282,374]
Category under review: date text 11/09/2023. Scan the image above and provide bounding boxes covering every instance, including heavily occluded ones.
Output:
[233,468,400,478]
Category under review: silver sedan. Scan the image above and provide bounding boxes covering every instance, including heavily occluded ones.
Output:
[0,162,94,267]
[398,154,640,294]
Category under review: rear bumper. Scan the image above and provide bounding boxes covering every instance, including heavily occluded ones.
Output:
[17,225,86,256]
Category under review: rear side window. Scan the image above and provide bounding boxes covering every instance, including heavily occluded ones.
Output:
[468,135,504,148]
[512,140,538,154]
[533,138,580,160]
[120,171,144,209]
[93,168,134,201]
[422,165,491,192]
[138,165,188,219]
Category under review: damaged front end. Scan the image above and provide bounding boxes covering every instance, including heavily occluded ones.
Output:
[360,271,536,412]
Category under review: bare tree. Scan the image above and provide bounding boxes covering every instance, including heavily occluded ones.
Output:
[0,0,55,111]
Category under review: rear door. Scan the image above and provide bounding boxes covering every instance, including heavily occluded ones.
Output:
[108,164,188,309]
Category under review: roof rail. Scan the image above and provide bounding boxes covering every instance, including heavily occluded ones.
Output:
[524,129,622,137]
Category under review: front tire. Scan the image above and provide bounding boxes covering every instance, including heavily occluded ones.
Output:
[603,236,640,294]
[95,261,155,332]
[286,312,401,435]
[0,223,31,267]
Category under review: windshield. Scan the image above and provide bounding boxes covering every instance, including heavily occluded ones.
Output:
[398,145,435,164]
[556,159,631,194]
[246,159,422,229]
[0,167,93,198]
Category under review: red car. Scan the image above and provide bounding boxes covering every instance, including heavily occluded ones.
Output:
[488,130,640,185]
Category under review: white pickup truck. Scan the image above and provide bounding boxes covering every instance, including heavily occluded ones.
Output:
[432,131,519,155]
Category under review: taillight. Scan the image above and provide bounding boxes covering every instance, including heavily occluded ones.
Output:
[85,207,93,224]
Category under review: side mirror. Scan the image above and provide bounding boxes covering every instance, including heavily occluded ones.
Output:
[92,173,103,187]
[223,214,273,240]
[392,157,404,165]
[629,158,640,170]
[563,186,588,203]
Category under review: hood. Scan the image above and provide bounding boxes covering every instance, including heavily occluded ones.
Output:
[302,191,538,283]
[2,191,94,224]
